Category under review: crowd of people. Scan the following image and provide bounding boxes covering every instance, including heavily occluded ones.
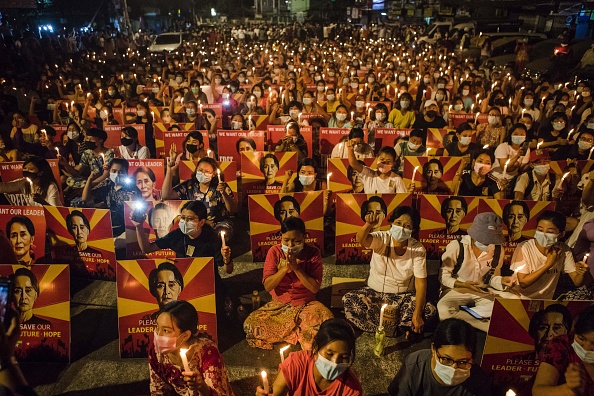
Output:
[1,18,594,396]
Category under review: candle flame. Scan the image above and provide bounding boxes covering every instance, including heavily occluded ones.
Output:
[483,144,489,149]
[280,345,290,354]
[261,370,267,380]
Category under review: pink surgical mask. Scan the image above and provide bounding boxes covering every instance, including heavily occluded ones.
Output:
[153,332,183,354]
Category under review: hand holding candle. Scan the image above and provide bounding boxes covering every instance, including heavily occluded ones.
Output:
[502,159,511,179]
[279,345,290,362]
[261,371,269,394]
[326,172,332,189]
[179,348,190,372]
[220,231,226,248]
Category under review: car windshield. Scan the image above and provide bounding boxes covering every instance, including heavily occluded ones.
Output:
[154,35,180,45]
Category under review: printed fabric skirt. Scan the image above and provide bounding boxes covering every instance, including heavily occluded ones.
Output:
[243,299,334,350]
[342,286,437,337]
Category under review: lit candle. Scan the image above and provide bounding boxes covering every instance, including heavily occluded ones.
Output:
[506,390,516,396]
[279,345,290,362]
[483,144,489,149]
[26,177,34,194]
[561,171,570,185]
[502,159,511,179]
[298,113,302,123]
[261,371,269,393]
[179,348,190,372]
[537,141,543,150]
[584,253,590,262]
[512,264,526,282]
[55,147,60,157]
[207,149,212,157]
[326,172,332,188]
[474,112,480,123]
[590,146,594,160]
[100,153,105,163]
[351,111,354,121]
[220,231,226,248]
[378,303,388,329]
[411,165,420,182]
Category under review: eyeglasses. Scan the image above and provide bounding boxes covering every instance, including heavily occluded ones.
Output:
[435,350,473,369]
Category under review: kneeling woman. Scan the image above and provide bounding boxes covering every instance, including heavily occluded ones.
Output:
[256,318,362,395]
[149,300,234,395]
[244,217,333,350]
[342,206,436,338]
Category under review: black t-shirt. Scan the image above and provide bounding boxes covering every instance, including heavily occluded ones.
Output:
[412,115,448,130]
[388,350,491,396]
[155,226,224,281]
[444,142,479,157]
[458,171,500,197]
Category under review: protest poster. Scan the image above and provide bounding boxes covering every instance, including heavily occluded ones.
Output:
[267,125,313,158]
[0,161,63,206]
[103,124,146,149]
[127,159,165,202]
[248,192,324,262]
[163,130,211,159]
[326,158,377,193]
[425,128,448,151]
[373,128,411,154]
[116,258,217,358]
[217,130,266,163]
[402,156,462,195]
[240,152,298,195]
[177,161,238,199]
[0,205,46,264]
[319,128,356,155]
[154,122,195,158]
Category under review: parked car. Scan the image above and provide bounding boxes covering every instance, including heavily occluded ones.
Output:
[148,32,183,53]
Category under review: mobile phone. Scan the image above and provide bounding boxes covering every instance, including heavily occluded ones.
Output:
[460,305,484,320]
[0,278,11,326]
[131,201,148,223]
[521,141,529,151]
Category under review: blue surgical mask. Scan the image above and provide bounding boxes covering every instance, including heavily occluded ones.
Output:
[511,136,526,145]
[474,240,489,252]
[315,353,350,380]
[390,225,412,242]
[281,244,303,254]
[178,219,197,236]
[195,171,212,184]
[433,356,471,386]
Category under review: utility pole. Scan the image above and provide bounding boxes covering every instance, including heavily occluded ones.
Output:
[121,0,131,35]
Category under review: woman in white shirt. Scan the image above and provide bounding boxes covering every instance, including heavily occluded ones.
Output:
[118,126,150,160]
[0,156,62,206]
[490,123,531,193]
[343,206,436,339]
[347,140,407,194]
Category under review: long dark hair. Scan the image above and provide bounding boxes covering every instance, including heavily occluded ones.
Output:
[312,318,356,363]
[157,300,198,335]
[24,156,58,195]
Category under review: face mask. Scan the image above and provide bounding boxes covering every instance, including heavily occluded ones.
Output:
[222,93,230,100]
[109,173,120,184]
[336,113,347,121]
[559,101,569,107]
[290,110,300,119]
[426,110,437,118]
[151,87,159,94]
[108,90,116,96]
[435,94,445,101]
[459,136,471,145]
[315,353,350,381]
[511,136,526,145]
[462,90,470,96]
[82,141,97,151]
[552,122,565,131]
[424,78,430,84]
[153,332,183,355]
[121,137,134,146]
[534,230,558,248]
[583,91,591,98]
[474,240,489,252]
[314,76,321,82]
[351,83,359,89]
[573,340,594,364]
[189,86,199,94]
[175,76,183,83]
[437,84,445,89]
[328,72,335,76]
[434,73,440,79]
[178,219,198,236]
[368,77,375,83]
[186,144,198,154]
[533,164,550,176]
[408,141,421,151]
[474,162,491,175]
[186,109,196,116]
[288,65,294,71]
[375,113,386,121]
[137,110,146,117]
[355,101,365,108]
[22,171,38,181]
[303,98,312,106]
[299,174,315,186]
[398,76,406,82]
[433,356,471,386]
[454,104,463,111]
[249,90,260,98]
[232,121,242,130]
[343,78,350,85]
[68,130,79,140]
[488,116,499,126]
[47,103,56,111]
[390,225,412,242]
[281,244,304,254]
[377,163,392,174]
[195,171,212,184]
[400,101,409,109]
[326,94,335,101]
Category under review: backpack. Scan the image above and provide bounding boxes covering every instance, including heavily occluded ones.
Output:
[509,171,556,200]
[449,237,502,285]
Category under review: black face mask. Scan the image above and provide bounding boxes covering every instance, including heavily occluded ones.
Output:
[494,98,507,106]
[186,144,198,154]
[22,171,38,180]
[121,137,134,146]
[80,141,97,151]
[426,110,437,118]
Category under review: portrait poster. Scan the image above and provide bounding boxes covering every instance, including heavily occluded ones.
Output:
[178,161,238,199]
[335,193,413,264]
[103,124,146,149]
[148,105,166,123]
[425,128,448,151]
[240,152,298,195]
[44,206,116,280]
[326,158,377,193]
[0,161,63,205]
[481,299,594,396]
[0,205,46,264]
[163,130,210,159]
[154,122,195,158]
[549,160,592,216]
[124,200,188,260]
[248,192,324,262]
[417,195,481,261]
[127,159,165,202]
[245,115,269,130]
[319,128,355,155]
[0,264,70,363]
[199,103,223,128]
[373,128,411,154]
[267,125,313,158]
[402,156,462,195]
[217,130,266,163]
[477,199,557,270]
[116,258,217,358]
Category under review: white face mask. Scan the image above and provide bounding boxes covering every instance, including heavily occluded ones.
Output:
[424,78,430,84]
[375,113,386,121]
[351,82,359,89]
[459,136,471,145]
[336,113,347,121]
[232,121,242,130]
[222,93,230,99]
[407,141,421,151]
[534,230,558,248]
[390,225,412,242]
[109,173,120,184]
[377,163,392,174]
[400,101,409,109]
[511,136,526,145]
[462,90,470,96]
[290,110,300,120]
[298,174,315,186]
[303,98,312,106]
[254,91,262,98]
[474,162,491,175]
[196,171,212,184]
[453,104,463,111]
[524,99,534,106]
[355,101,365,108]
[153,332,183,355]
[437,84,445,89]
[435,94,445,101]
[433,355,471,386]
[474,240,489,252]
[315,353,350,381]
[552,122,565,131]
[317,86,325,92]
[178,219,198,236]
[137,110,146,117]
[573,340,594,364]
[533,164,550,175]
[326,94,335,101]
[281,243,303,254]
[487,115,499,126]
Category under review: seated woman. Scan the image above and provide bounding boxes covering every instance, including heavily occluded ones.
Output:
[443,122,478,157]
[244,217,333,350]
[533,304,594,396]
[388,318,491,396]
[117,126,150,159]
[163,157,236,240]
[281,158,325,193]
[275,122,308,161]
[452,149,503,199]
[149,300,234,396]
[255,318,362,396]
[343,206,436,339]
[0,156,62,206]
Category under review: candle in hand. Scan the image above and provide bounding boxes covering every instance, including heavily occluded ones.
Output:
[378,303,388,329]
[279,345,290,362]
[411,166,420,182]
[261,371,269,393]
[505,390,516,396]
[26,177,34,195]
[220,231,226,248]
[502,159,511,179]
[326,172,332,189]
[179,348,190,372]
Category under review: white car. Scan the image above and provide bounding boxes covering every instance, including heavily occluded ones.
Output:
[148,32,183,52]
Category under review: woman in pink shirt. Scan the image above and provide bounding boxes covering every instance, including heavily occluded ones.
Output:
[256,318,362,396]
[243,217,333,350]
